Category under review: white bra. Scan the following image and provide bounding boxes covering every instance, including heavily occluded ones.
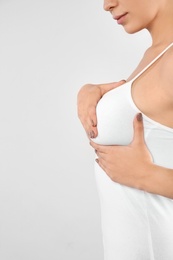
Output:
[93,42,173,168]
[93,42,173,140]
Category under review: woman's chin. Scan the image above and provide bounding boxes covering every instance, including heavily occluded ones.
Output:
[123,24,144,35]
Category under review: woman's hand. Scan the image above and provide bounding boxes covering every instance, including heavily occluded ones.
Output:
[77,80,126,139]
[90,113,154,190]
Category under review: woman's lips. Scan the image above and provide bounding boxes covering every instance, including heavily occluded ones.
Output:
[114,13,128,25]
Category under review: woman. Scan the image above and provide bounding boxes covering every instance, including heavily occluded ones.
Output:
[77,0,173,259]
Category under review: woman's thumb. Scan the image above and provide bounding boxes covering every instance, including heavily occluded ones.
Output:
[114,79,126,87]
[132,113,145,145]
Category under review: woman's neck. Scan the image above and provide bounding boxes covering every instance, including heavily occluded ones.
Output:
[147,3,173,47]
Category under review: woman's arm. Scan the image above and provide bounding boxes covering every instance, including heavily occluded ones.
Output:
[90,113,173,199]
[77,80,126,138]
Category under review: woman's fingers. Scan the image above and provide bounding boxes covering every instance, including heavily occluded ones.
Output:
[77,84,101,138]
[90,140,100,150]
[90,141,108,153]
[132,113,145,145]
[86,106,98,138]
[95,158,107,172]
[87,129,96,139]
[88,105,97,126]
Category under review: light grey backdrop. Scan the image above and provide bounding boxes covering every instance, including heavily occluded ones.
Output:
[0,0,151,259]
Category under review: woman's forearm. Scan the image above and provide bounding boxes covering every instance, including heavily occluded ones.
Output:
[141,164,173,199]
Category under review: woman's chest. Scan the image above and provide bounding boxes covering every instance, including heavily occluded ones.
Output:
[93,84,137,145]
[131,75,173,128]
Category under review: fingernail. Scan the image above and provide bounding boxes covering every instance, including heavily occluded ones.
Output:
[137,113,143,121]
[91,120,96,127]
[88,130,95,139]
[95,158,99,164]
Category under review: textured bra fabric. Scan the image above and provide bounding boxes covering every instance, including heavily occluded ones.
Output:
[93,42,173,260]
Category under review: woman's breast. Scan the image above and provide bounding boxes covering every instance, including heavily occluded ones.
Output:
[92,83,173,169]
[93,84,136,145]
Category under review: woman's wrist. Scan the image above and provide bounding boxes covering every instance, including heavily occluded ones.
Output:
[98,80,126,96]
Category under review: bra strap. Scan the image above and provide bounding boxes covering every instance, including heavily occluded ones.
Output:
[131,42,173,83]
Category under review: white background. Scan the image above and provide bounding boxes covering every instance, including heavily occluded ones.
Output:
[0,0,150,259]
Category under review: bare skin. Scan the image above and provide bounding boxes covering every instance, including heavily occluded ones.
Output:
[77,0,173,199]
